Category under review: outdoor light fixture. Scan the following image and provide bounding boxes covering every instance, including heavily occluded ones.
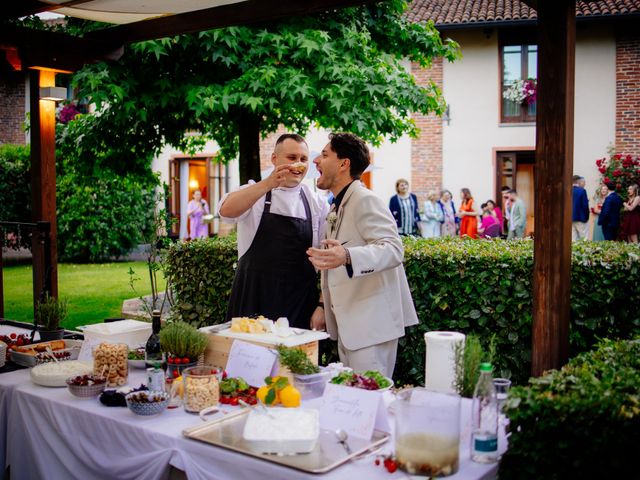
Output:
[443,105,451,126]
[189,179,200,189]
[39,86,67,102]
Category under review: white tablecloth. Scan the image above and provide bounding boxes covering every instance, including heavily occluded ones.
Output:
[1,370,503,480]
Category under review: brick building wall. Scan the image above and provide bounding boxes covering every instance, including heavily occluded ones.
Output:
[410,58,443,203]
[615,33,640,154]
[0,71,26,145]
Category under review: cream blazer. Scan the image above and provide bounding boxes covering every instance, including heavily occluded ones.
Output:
[321,181,419,351]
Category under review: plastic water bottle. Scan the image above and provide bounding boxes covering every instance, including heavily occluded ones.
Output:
[470,362,499,463]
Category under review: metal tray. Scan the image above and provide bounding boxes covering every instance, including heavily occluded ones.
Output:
[9,339,83,367]
[183,409,390,474]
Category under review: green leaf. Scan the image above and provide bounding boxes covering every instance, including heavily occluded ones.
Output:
[265,387,276,405]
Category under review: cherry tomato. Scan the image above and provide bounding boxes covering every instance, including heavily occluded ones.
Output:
[229,397,239,406]
[172,369,179,378]
[9,333,16,340]
[181,357,190,364]
[219,396,229,405]
[248,387,257,396]
[222,371,228,379]
[247,397,257,406]
[167,357,174,364]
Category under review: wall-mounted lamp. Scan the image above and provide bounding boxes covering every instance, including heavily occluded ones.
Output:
[189,179,200,190]
[442,105,451,126]
[39,86,67,102]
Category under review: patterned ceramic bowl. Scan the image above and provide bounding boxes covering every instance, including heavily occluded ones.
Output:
[125,390,170,416]
[66,375,107,398]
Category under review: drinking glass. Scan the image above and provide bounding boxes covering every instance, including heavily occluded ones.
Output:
[393,388,461,477]
[493,378,511,414]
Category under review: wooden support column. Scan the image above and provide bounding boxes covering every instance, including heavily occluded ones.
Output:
[29,68,58,310]
[531,0,575,376]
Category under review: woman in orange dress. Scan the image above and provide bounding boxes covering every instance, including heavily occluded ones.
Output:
[457,188,479,238]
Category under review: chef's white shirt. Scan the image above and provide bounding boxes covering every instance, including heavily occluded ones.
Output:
[218,182,330,258]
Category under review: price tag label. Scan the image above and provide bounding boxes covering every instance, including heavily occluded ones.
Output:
[225,340,278,387]
[319,383,390,440]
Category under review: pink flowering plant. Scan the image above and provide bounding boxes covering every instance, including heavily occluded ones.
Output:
[57,102,81,124]
[503,78,537,105]
[596,151,640,200]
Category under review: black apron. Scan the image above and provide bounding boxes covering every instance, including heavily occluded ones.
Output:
[225,190,319,329]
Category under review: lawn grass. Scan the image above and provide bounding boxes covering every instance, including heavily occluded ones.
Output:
[2,262,165,330]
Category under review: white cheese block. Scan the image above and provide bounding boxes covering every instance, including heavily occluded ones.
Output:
[243,408,320,454]
[30,360,94,387]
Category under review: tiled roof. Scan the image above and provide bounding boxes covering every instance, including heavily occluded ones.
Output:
[406,0,640,26]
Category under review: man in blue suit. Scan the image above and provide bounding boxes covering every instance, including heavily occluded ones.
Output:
[571,175,590,241]
[598,183,623,240]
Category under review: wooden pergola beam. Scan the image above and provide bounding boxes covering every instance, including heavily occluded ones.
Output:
[0,26,123,72]
[0,1,97,20]
[87,0,379,44]
[531,0,575,376]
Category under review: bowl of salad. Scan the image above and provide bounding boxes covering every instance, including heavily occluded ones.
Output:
[329,370,393,391]
[127,347,147,369]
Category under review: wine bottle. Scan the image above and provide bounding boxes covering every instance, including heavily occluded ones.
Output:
[145,310,163,368]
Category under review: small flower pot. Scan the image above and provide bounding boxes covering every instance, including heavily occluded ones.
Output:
[39,328,65,341]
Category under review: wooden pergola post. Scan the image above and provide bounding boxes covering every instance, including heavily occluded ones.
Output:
[531,0,575,376]
[29,68,58,310]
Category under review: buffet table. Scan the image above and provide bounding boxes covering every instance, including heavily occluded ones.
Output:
[1,370,505,480]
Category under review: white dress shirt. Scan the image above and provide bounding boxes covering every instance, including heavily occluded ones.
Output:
[218,182,330,258]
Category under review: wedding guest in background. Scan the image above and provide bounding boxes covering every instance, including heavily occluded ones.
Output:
[572,175,590,241]
[485,199,502,225]
[501,186,512,236]
[506,189,527,239]
[591,184,608,241]
[598,182,623,241]
[621,184,640,243]
[457,188,479,239]
[438,189,458,237]
[187,190,210,239]
[389,179,421,236]
[478,202,501,238]
[422,191,443,238]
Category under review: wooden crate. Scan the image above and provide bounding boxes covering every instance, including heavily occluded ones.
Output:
[203,332,319,384]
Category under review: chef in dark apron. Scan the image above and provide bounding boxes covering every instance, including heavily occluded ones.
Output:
[218,134,329,330]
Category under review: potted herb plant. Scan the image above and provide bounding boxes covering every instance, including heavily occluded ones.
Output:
[159,321,208,377]
[276,344,330,399]
[453,334,496,398]
[36,293,68,341]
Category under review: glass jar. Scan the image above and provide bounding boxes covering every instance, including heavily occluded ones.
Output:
[93,342,128,387]
[393,388,461,477]
[183,366,221,414]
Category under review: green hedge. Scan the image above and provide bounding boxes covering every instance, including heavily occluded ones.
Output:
[57,171,157,262]
[0,144,31,223]
[499,337,640,479]
[165,237,640,384]
[164,236,237,325]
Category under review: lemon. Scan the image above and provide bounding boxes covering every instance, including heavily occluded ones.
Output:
[257,385,279,405]
[279,385,301,408]
[173,376,184,397]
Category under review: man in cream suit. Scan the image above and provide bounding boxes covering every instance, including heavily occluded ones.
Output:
[307,133,419,377]
[507,189,527,239]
